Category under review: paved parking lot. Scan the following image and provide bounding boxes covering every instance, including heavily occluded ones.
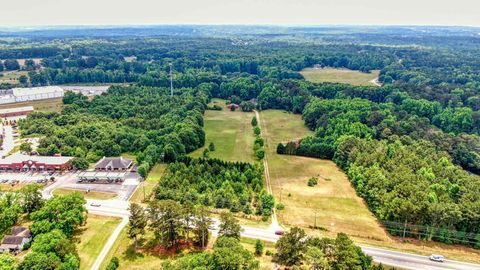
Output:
[0,171,58,185]
[41,171,141,201]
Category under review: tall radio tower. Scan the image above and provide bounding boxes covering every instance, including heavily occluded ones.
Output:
[169,63,173,98]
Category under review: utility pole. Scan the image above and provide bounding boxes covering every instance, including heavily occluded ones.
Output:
[169,63,173,98]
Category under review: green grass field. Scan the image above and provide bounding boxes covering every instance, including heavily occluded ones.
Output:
[0,97,63,113]
[190,98,256,163]
[301,68,380,86]
[259,110,389,242]
[53,188,117,200]
[75,214,121,270]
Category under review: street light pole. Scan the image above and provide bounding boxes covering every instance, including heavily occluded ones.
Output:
[169,63,173,98]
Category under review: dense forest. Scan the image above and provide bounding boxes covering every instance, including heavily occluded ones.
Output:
[2,26,480,248]
[19,86,207,173]
[153,158,274,217]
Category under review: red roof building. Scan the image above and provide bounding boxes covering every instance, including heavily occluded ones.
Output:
[0,153,73,172]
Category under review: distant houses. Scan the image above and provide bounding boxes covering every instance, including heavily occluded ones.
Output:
[226,103,240,110]
[0,227,31,253]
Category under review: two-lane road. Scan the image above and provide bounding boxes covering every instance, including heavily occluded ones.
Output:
[86,200,480,270]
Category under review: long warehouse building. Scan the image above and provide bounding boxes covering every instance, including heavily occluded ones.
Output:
[0,86,64,104]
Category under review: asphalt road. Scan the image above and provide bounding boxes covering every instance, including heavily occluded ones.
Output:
[86,199,480,270]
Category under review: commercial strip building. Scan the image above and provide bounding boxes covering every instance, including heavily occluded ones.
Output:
[0,106,34,118]
[0,153,73,172]
[0,86,64,105]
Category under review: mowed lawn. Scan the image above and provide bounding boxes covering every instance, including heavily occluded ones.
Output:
[260,110,389,242]
[75,214,121,270]
[301,68,380,86]
[190,98,255,163]
[53,188,117,200]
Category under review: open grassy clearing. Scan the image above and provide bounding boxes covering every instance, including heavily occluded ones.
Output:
[259,109,388,242]
[260,109,480,263]
[0,70,28,83]
[16,58,42,66]
[53,188,117,200]
[0,97,63,113]
[75,214,121,270]
[301,67,380,86]
[190,98,256,163]
[129,163,166,205]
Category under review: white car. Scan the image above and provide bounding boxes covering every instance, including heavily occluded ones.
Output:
[429,254,445,262]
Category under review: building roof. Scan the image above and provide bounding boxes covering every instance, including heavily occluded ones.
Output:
[77,171,126,179]
[0,227,30,248]
[11,226,31,238]
[2,236,25,245]
[11,86,64,97]
[0,153,73,165]
[94,156,133,170]
[0,106,34,115]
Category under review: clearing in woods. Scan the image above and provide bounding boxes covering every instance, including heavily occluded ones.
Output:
[190,98,256,163]
[301,67,381,86]
[259,109,388,241]
[260,109,480,263]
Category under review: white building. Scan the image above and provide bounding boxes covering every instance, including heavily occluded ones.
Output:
[0,86,64,104]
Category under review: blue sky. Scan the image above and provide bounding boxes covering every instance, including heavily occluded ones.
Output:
[1,0,479,27]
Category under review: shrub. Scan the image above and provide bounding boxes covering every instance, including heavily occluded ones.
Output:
[276,203,285,210]
[209,142,215,151]
[307,177,318,187]
[254,239,264,256]
[253,127,261,135]
[251,116,258,126]
[105,256,120,270]
[255,149,265,160]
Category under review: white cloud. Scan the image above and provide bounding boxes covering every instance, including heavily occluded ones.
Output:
[1,0,479,26]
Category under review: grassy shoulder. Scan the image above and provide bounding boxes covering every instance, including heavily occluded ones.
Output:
[99,227,169,270]
[301,67,380,86]
[75,214,121,270]
[129,163,166,205]
[53,188,118,200]
[190,98,256,163]
[99,225,275,270]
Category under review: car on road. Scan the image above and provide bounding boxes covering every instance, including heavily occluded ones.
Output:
[90,202,101,207]
[429,254,445,262]
[275,230,284,235]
